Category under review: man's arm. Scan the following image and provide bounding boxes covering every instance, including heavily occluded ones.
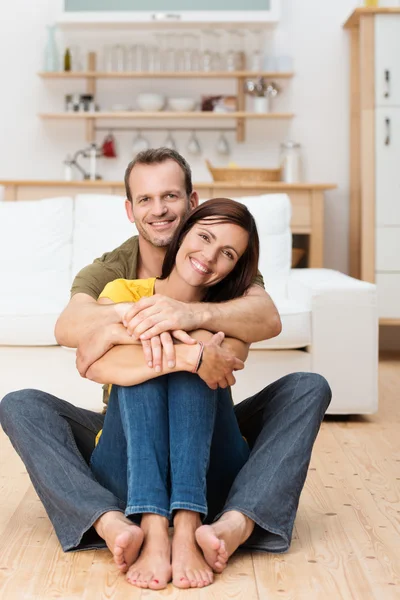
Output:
[123,284,282,345]
[55,293,134,348]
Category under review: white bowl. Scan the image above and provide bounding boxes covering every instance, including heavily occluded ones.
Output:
[168,97,196,112]
[136,93,165,112]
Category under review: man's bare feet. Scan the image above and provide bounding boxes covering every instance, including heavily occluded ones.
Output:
[172,511,214,589]
[94,511,144,573]
[195,510,255,573]
[126,514,172,590]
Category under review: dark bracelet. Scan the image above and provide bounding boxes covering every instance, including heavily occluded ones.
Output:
[192,341,205,374]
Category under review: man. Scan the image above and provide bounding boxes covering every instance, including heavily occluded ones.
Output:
[0,148,331,590]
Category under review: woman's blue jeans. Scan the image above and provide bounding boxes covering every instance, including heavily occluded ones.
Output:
[90,372,249,521]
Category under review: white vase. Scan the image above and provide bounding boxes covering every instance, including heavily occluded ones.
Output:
[253,96,270,114]
[44,25,60,72]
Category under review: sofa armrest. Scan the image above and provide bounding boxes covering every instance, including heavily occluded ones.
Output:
[288,269,378,414]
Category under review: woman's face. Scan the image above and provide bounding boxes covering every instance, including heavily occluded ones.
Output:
[174,218,249,289]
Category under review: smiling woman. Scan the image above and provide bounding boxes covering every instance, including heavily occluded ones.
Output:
[159,198,259,303]
[87,197,259,589]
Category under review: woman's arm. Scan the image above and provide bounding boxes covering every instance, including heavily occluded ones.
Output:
[85,342,200,386]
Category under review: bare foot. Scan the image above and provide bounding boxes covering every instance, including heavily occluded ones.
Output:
[94,511,144,573]
[195,510,255,573]
[172,511,214,589]
[126,514,172,590]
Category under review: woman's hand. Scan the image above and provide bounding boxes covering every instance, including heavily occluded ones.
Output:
[141,330,197,372]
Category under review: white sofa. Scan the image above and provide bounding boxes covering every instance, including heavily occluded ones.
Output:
[0,193,378,414]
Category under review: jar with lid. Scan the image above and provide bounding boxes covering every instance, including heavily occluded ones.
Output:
[280,141,302,183]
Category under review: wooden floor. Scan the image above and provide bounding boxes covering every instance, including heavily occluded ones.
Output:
[1,355,399,600]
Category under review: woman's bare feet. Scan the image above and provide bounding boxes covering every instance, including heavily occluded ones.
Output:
[172,511,214,589]
[195,510,255,573]
[94,511,144,573]
[126,514,172,590]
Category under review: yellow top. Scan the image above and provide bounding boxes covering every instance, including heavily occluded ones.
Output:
[95,277,156,446]
[99,277,156,303]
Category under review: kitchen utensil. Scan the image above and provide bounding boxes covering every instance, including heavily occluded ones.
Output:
[168,97,196,112]
[137,93,165,111]
[187,132,201,156]
[280,141,302,182]
[132,131,150,155]
[206,160,281,183]
[101,133,117,158]
[112,44,126,72]
[164,132,177,151]
[216,132,230,156]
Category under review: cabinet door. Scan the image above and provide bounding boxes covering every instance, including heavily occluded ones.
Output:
[375,108,400,226]
[375,15,400,107]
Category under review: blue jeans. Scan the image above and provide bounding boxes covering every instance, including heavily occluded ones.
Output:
[90,373,250,520]
[0,373,331,553]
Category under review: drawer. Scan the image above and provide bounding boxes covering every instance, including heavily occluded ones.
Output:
[376,227,400,271]
[376,273,400,318]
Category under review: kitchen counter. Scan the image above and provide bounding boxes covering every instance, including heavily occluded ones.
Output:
[1,179,337,267]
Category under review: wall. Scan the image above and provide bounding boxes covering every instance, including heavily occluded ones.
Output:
[0,0,358,274]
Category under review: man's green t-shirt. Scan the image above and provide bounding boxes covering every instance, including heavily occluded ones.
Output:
[70,235,264,299]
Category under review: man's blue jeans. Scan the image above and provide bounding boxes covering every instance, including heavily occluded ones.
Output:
[0,373,331,553]
[90,373,249,520]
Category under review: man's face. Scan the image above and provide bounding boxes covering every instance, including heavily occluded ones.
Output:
[125,160,198,247]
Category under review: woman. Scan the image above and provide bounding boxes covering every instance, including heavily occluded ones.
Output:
[88,198,259,590]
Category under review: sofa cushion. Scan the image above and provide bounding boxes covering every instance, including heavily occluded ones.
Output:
[251,298,311,349]
[0,197,73,345]
[72,194,138,275]
[224,194,292,279]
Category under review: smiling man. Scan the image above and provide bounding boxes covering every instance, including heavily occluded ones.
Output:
[0,149,331,590]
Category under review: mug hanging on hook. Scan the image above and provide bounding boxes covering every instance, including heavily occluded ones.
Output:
[187,131,201,156]
[164,131,177,151]
[101,132,117,158]
[132,130,150,156]
[216,132,230,156]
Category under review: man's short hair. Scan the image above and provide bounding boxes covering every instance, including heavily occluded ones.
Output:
[124,148,193,203]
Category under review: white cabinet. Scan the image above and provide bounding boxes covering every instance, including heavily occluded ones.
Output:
[375,108,400,226]
[346,9,400,324]
[375,15,400,106]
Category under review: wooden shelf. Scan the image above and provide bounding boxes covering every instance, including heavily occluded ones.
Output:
[38,70,294,79]
[344,7,400,29]
[39,111,294,120]
[0,179,336,191]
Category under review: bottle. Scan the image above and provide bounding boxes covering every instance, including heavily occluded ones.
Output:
[43,25,60,72]
[64,155,73,181]
[280,141,302,183]
[64,48,71,72]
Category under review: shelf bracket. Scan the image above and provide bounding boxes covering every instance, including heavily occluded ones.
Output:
[236,76,246,142]
[86,52,97,143]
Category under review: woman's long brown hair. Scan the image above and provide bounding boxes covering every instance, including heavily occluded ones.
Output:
[160,198,259,303]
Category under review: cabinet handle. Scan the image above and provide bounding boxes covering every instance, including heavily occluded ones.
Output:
[385,118,391,145]
[384,70,390,98]
[151,13,181,20]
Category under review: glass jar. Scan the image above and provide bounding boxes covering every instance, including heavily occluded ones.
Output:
[280,141,302,183]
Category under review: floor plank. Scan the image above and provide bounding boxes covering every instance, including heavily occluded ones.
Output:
[0,354,399,599]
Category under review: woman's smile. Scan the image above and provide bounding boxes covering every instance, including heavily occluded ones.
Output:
[189,257,213,276]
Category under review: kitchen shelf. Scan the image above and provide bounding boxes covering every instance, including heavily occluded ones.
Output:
[39,52,294,142]
[38,71,294,79]
[39,111,294,119]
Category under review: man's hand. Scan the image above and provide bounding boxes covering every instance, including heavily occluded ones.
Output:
[198,332,244,390]
[141,330,197,372]
[76,325,116,377]
[123,295,202,340]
